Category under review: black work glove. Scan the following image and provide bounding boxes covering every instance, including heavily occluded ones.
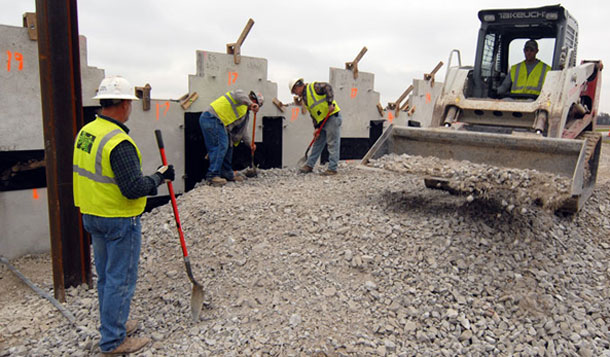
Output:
[156,164,175,182]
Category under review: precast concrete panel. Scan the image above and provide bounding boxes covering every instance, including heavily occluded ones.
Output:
[188,51,280,116]
[405,78,444,128]
[0,188,50,259]
[329,68,383,138]
[126,99,186,195]
[79,36,105,107]
[0,24,104,151]
[1,21,101,259]
[188,51,285,164]
[1,24,44,151]
[281,104,317,168]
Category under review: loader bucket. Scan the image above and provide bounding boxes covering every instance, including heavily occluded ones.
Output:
[361,125,601,212]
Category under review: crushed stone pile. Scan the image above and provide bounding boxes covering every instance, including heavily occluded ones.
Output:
[1,162,609,356]
[369,153,574,211]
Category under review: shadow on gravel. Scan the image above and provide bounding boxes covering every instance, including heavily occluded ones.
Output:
[376,188,561,233]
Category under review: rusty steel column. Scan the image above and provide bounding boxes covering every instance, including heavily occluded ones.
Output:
[36,0,91,302]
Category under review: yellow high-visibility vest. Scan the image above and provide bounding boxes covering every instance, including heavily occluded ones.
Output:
[510,61,550,96]
[73,116,146,217]
[305,82,341,124]
[210,92,248,126]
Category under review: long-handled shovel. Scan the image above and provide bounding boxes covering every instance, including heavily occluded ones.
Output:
[244,112,258,177]
[154,129,205,321]
[296,111,332,167]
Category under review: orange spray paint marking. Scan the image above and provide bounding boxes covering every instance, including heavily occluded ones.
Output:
[290,107,300,122]
[32,188,39,200]
[387,111,394,123]
[350,88,358,98]
[6,51,24,72]
[228,72,238,85]
[156,101,170,121]
[426,92,431,103]
[14,52,23,71]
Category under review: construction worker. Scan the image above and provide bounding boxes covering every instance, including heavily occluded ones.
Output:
[290,78,342,175]
[199,90,263,186]
[498,39,550,97]
[73,76,175,355]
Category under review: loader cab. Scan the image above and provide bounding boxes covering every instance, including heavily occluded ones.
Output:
[469,5,578,99]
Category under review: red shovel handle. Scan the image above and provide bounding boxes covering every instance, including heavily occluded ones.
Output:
[155,130,189,258]
[308,111,332,148]
[251,112,257,155]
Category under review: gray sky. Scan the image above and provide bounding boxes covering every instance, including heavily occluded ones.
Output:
[2,0,609,113]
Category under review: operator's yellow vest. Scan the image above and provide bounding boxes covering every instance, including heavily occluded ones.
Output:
[510,61,550,96]
[305,82,340,124]
[73,116,146,217]
[210,92,248,126]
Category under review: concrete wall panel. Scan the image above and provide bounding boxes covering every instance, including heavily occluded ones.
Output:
[0,188,50,259]
[280,104,315,167]
[188,51,290,166]
[0,24,104,151]
[79,36,105,107]
[330,68,383,138]
[125,99,186,195]
[0,25,44,151]
[405,78,444,128]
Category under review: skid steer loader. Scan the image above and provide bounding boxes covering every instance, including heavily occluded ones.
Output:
[363,5,603,212]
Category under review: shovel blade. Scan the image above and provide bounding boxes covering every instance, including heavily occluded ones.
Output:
[190,283,205,321]
[296,156,307,168]
[296,148,310,168]
[183,257,206,321]
[244,165,257,177]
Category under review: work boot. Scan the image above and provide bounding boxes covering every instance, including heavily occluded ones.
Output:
[320,169,337,176]
[125,320,138,336]
[102,337,150,355]
[299,165,313,174]
[207,176,227,187]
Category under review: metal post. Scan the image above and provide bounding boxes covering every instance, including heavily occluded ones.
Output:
[35,0,91,301]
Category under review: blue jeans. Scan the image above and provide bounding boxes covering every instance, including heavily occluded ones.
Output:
[199,111,234,180]
[82,214,141,352]
[307,112,342,171]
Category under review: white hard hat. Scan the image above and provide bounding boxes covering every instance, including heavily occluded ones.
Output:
[92,76,139,100]
[288,78,304,92]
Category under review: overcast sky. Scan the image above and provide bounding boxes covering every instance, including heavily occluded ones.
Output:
[2,0,609,113]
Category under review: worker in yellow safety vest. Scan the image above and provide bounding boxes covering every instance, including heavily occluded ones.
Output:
[289,78,342,176]
[199,90,263,186]
[498,39,550,97]
[73,76,174,355]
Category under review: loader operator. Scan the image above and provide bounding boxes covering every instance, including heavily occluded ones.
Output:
[498,39,550,98]
[199,89,263,187]
[290,78,342,176]
[73,76,175,355]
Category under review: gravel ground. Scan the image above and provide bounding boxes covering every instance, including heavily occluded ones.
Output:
[1,145,610,356]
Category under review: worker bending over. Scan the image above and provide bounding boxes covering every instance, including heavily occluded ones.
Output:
[199,90,263,186]
[290,78,342,175]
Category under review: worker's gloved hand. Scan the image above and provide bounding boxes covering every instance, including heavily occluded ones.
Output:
[156,164,175,182]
